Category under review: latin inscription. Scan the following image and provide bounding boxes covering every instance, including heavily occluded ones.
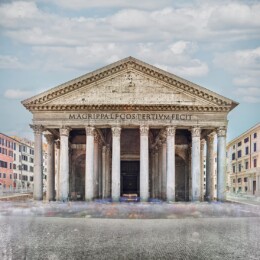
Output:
[69,113,192,121]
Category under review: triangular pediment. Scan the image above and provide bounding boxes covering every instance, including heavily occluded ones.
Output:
[22,57,238,111]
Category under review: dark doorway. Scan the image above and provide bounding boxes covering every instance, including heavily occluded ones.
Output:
[121,161,140,196]
[253,181,256,195]
[175,155,188,201]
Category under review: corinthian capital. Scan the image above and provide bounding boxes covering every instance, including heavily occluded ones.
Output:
[166,126,176,136]
[111,126,121,137]
[60,126,71,136]
[217,127,227,137]
[30,124,44,134]
[191,127,201,137]
[44,134,54,144]
[85,126,95,136]
[140,125,149,136]
[207,133,215,144]
[200,139,205,150]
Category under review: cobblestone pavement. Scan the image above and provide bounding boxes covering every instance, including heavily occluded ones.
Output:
[1,216,260,260]
[0,199,260,219]
[0,201,260,259]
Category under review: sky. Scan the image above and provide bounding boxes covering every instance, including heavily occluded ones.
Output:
[0,0,259,142]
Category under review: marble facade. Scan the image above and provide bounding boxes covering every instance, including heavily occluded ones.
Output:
[22,57,238,202]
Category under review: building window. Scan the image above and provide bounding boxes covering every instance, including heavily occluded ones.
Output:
[254,133,257,138]
[233,145,235,149]
[238,178,241,183]
[23,164,28,171]
[233,179,235,183]
[14,143,16,150]
[232,153,235,160]
[253,143,257,152]
[0,173,1,178]
[245,161,249,169]
[30,158,34,163]
[233,188,235,192]
[14,154,16,161]
[245,146,249,155]
[244,137,249,143]
[0,160,8,168]
[238,163,242,172]
[14,173,17,179]
[254,158,257,168]
[238,141,242,147]
[244,177,247,182]
[9,163,12,169]
[22,155,28,161]
[30,176,33,182]
[10,174,12,179]
[30,166,34,172]
[245,187,248,192]
[237,150,242,158]
[233,165,236,173]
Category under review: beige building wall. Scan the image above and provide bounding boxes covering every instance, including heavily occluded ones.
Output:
[227,123,260,196]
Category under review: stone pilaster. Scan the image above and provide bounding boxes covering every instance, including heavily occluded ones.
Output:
[200,139,205,201]
[30,124,44,200]
[166,126,176,202]
[93,131,99,198]
[217,127,227,201]
[55,141,60,200]
[154,146,159,198]
[191,127,201,201]
[45,134,55,201]
[111,126,121,201]
[206,133,215,201]
[85,126,95,201]
[140,125,149,202]
[59,126,71,201]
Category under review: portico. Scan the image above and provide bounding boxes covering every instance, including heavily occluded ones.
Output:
[23,57,238,202]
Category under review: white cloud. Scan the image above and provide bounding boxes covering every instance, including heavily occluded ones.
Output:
[214,47,260,103]
[4,89,35,99]
[0,55,24,69]
[170,41,197,55]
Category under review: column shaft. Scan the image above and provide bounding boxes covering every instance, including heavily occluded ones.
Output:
[55,141,60,200]
[154,148,159,198]
[85,127,95,201]
[166,127,176,202]
[112,127,121,201]
[45,134,55,201]
[217,127,227,201]
[106,146,111,197]
[162,141,167,200]
[30,125,44,200]
[93,134,99,198]
[140,125,149,202]
[191,127,201,201]
[102,146,106,198]
[200,140,205,201]
[206,134,215,201]
[59,127,70,201]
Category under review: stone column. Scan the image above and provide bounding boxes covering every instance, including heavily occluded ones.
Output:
[106,145,111,197]
[158,143,163,199]
[151,150,155,198]
[93,132,99,199]
[55,141,60,200]
[191,127,201,202]
[45,134,55,201]
[85,126,95,201]
[200,140,205,201]
[98,142,103,198]
[111,126,121,201]
[59,126,70,201]
[102,145,107,198]
[206,133,215,201]
[154,147,159,198]
[166,126,176,202]
[217,127,227,201]
[140,125,149,202]
[30,125,44,200]
[161,140,167,200]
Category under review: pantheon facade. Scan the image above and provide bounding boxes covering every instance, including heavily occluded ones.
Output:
[22,57,238,202]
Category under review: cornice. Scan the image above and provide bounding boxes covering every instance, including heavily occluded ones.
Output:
[22,57,238,111]
[24,104,231,112]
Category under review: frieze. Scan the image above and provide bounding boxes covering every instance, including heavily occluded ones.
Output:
[69,113,192,122]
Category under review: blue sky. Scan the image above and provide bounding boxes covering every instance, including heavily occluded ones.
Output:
[0,0,259,142]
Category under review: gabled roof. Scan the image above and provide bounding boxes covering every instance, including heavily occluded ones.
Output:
[22,56,238,112]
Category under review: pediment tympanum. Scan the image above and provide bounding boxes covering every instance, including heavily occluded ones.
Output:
[22,57,238,112]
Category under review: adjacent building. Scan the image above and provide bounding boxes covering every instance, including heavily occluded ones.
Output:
[0,133,47,192]
[227,123,260,196]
